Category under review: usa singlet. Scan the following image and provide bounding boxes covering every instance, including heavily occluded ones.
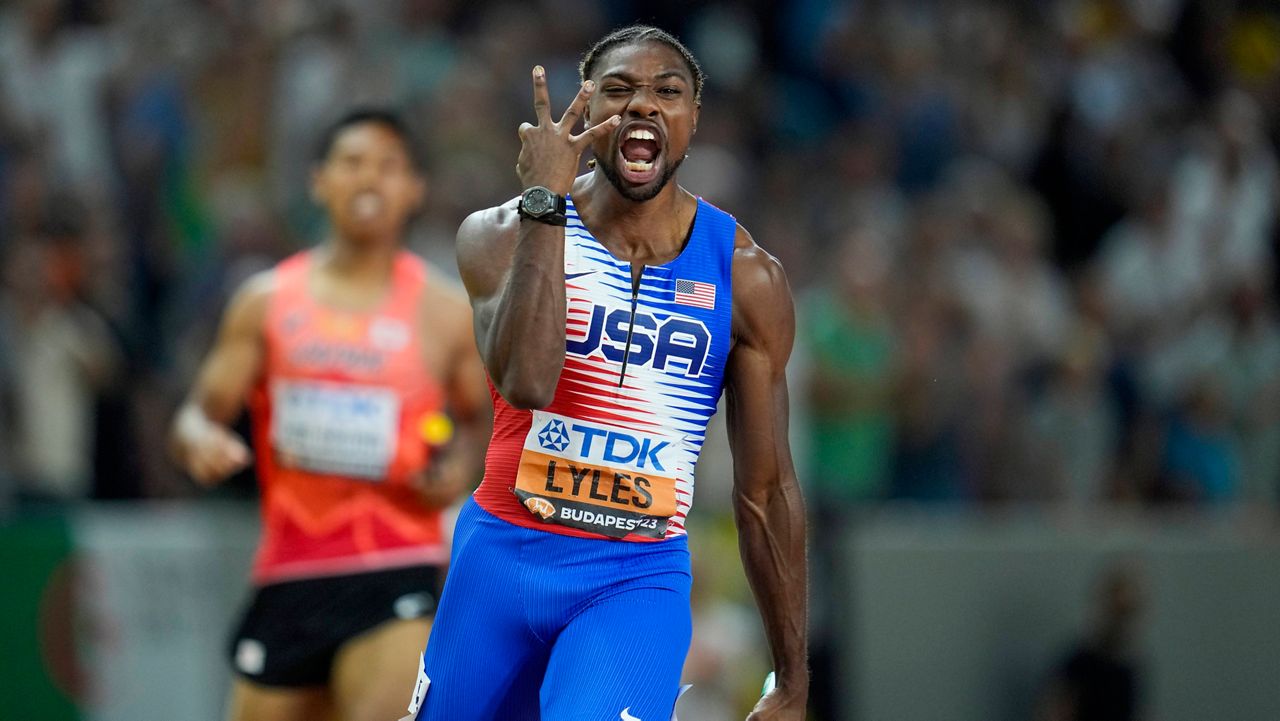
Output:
[247,250,447,583]
[473,196,735,541]
[412,197,735,720]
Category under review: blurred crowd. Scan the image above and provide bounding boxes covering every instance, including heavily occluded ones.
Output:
[3,0,1279,507]
[793,1,1280,512]
[3,0,1279,718]
[1,0,1277,512]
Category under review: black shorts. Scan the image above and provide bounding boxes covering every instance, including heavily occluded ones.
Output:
[228,565,442,687]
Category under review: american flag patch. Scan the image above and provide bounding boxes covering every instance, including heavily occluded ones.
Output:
[675,279,716,309]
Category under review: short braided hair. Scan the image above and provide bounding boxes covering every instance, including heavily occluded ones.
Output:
[579,25,705,103]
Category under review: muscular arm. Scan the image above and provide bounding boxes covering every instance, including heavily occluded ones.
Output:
[456,203,567,409]
[725,231,809,716]
[455,68,618,410]
[169,273,272,485]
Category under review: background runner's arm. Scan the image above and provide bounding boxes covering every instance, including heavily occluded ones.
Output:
[413,280,493,506]
[169,273,271,486]
[725,237,809,718]
[443,321,492,486]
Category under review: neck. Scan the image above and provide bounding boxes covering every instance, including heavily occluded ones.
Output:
[316,236,398,284]
[573,170,693,255]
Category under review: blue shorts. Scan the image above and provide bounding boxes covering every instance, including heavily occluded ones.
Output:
[409,497,692,721]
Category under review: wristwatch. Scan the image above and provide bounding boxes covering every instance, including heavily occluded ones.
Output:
[518,186,567,226]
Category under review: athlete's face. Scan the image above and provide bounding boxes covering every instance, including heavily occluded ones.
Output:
[584,42,699,202]
[311,123,426,243]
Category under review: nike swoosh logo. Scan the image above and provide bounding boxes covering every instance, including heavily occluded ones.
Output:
[620,707,641,721]
[565,271,597,280]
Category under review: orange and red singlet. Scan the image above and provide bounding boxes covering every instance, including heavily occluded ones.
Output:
[247,250,446,584]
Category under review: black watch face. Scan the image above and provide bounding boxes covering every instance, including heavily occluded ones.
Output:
[523,188,554,216]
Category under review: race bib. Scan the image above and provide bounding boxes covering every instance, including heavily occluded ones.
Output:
[270,380,400,479]
[514,411,680,538]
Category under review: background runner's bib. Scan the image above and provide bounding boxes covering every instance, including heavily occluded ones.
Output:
[270,379,401,480]
[247,250,448,583]
[474,197,737,541]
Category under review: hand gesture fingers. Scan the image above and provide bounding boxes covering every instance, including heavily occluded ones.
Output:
[531,65,551,125]
[519,66,614,192]
[558,80,595,130]
[570,114,621,151]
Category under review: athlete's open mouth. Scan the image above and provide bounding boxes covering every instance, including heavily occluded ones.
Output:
[351,190,385,221]
[617,124,662,184]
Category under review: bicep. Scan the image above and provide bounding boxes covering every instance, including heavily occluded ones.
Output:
[187,281,268,424]
[726,251,796,496]
[455,207,515,355]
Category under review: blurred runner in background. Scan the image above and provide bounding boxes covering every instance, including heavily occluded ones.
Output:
[170,108,489,721]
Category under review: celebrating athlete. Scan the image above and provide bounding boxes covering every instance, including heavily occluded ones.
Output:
[405,26,807,721]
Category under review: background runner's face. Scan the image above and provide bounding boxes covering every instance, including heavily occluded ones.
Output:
[585,41,699,202]
[311,123,425,243]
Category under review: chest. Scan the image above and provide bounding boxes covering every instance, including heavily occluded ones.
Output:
[563,234,728,387]
[270,304,429,383]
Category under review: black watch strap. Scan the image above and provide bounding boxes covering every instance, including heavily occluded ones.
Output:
[518,186,568,227]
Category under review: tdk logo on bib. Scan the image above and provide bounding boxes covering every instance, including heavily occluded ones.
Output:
[566,304,711,378]
[535,416,671,473]
[537,420,571,452]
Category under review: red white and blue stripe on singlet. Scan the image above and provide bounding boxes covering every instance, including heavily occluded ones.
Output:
[473,196,736,541]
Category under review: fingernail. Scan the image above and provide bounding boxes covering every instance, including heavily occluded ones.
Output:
[584,80,595,92]
[534,65,544,78]
[611,115,621,124]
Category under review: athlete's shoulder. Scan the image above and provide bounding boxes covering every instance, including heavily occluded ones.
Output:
[729,223,793,346]
[221,267,279,338]
[456,198,522,298]
[232,267,279,310]
[730,223,789,297]
[457,198,521,251]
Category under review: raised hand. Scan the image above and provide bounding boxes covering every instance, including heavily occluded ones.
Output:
[516,65,620,195]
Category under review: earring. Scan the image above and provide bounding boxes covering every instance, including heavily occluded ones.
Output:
[587,158,597,169]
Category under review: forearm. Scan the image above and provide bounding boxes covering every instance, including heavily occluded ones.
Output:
[485,222,567,408]
[734,476,809,694]
[473,68,615,408]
